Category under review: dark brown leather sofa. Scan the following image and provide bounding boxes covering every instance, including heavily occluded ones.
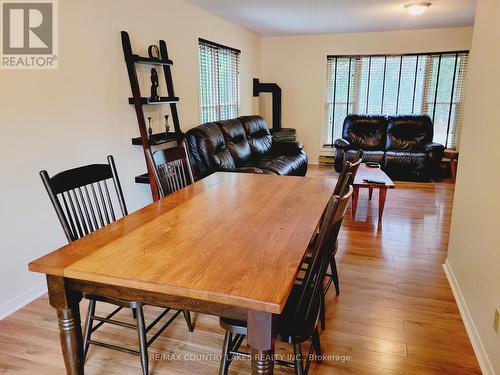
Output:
[334,115,444,180]
[186,116,307,179]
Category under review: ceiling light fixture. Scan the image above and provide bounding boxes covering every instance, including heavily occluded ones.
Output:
[404,2,432,15]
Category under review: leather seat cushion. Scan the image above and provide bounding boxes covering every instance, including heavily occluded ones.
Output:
[217,119,252,166]
[385,151,427,173]
[386,115,433,151]
[239,115,273,156]
[345,150,385,164]
[342,115,388,150]
[253,153,307,176]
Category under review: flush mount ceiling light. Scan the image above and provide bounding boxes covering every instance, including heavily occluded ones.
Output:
[404,2,432,15]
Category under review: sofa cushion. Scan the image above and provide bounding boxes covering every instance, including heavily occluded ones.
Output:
[342,115,388,150]
[384,150,427,176]
[253,153,308,176]
[345,150,385,165]
[386,115,433,151]
[217,119,252,166]
[185,122,235,176]
[239,115,273,156]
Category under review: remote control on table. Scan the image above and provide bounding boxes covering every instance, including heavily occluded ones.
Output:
[363,179,386,185]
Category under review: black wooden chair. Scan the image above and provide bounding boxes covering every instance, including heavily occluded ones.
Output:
[299,150,363,332]
[217,179,353,375]
[40,155,193,375]
[324,149,363,296]
[147,144,194,198]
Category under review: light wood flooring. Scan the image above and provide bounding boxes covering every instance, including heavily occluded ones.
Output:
[0,165,481,374]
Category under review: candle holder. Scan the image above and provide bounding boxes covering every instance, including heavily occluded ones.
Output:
[147,117,153,138]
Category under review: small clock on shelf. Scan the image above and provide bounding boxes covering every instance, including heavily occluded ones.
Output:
[148,45,160,60]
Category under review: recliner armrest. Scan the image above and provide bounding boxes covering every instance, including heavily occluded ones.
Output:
[334,138,350,149]
[423,142,445,178]
[219,167,265,174]
[424,142,445,153]
[270,141,304,156]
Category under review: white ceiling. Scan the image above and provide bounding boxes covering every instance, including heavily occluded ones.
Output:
[187,0,476,36]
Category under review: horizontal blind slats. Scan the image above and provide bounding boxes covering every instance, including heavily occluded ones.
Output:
[199,40,240,123]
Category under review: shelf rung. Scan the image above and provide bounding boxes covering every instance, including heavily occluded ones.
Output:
[128,96,179,105]
[135,173,150,184]
[131,132,180,146]
[130,54,173,66]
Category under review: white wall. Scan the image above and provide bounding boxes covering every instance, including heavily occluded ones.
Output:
[446,0,500,373]
[0,0,261,315]
[260,27,473,163]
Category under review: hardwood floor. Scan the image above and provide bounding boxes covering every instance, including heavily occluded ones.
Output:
[0,165,481,374]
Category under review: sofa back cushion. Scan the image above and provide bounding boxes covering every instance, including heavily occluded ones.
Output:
[386,115,433,151]
[342,115,388,150]
[239,115,272,156]
[186,122,235,178]
[217,119,252,166]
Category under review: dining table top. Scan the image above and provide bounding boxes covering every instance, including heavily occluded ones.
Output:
[29,172,336,314]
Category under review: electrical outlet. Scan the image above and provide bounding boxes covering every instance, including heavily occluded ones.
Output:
[494,308,500,333]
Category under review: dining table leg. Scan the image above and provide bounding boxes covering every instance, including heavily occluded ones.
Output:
[46,275,84,375]
[247,310,276,375]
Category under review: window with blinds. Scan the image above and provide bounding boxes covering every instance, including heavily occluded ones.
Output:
[198,39,240,123]
[323,52,469,149]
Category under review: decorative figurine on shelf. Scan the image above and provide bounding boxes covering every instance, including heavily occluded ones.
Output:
[150,68,160,102]
[147,117,153,138]
[164,115,170,135]
[148,45,160,60]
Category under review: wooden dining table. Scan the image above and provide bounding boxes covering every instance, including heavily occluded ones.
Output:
[29,172,336,375]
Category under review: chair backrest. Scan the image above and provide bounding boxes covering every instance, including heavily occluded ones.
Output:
[147,144,194,198]
[40,155,128,243]
[294,177,353,323]
[334,149,363,194]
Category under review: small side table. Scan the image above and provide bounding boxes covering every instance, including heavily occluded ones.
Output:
[444,149,459,181]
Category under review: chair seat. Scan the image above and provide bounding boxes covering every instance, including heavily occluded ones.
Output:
[220,284,320,344]
[83,293,141,309]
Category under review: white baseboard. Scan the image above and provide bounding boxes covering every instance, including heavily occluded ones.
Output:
[443,259,495,375]
[0,282,47,320]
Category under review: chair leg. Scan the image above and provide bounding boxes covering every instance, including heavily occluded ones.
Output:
[312,327,322,363]
[132,308,137,320]
[183,310,194,332]
[219,331,232,375]
[293,342,305,375]
[330,257,340,296]
[135,305,149,375]
[319,290,326,331]
[83,299,96,362]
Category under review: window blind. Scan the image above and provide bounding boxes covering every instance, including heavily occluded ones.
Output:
[323,52,469,149]
[198,39,240,123]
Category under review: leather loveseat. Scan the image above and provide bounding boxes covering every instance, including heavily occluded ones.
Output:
[334,115,444,180]
[186,115,308,179]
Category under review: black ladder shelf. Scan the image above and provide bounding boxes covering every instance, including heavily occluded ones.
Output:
[121,30,183,200]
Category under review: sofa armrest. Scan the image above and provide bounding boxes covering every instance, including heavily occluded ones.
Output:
[423,142,445,176]
[424,142,445,153]
[270,141,304,156]
[424,142,445,161]
[333,138,350,150]
[219,167,265,174]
